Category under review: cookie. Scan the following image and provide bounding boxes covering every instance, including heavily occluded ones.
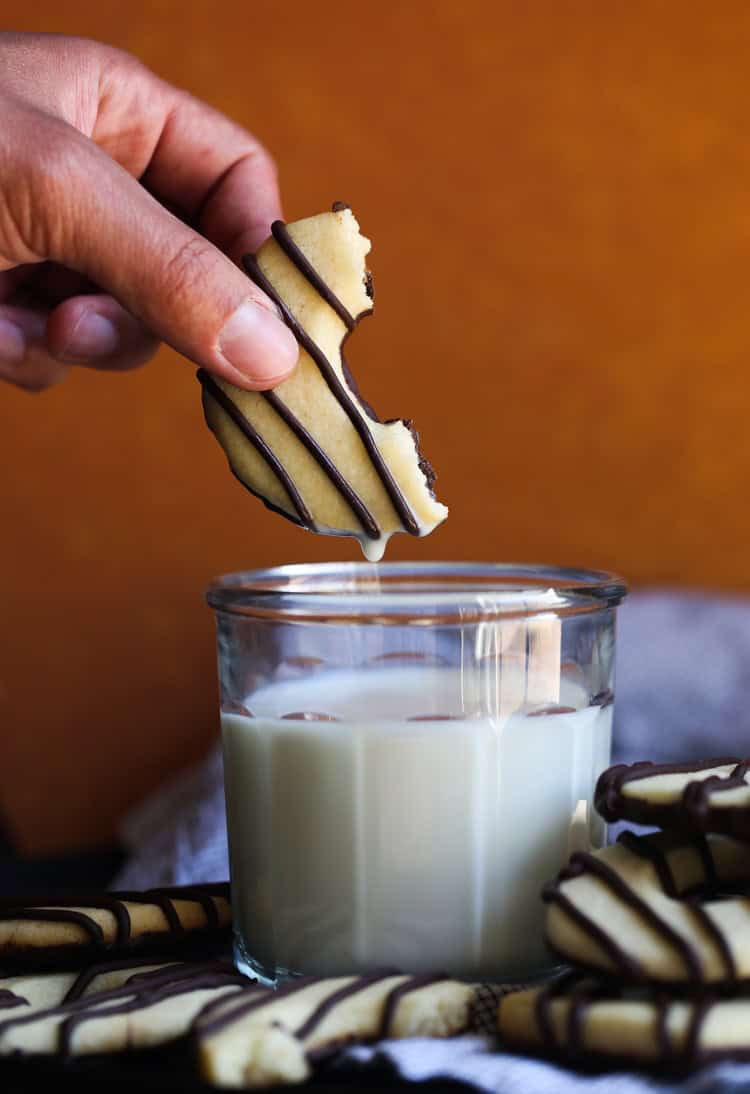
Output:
[595,757,750,840]
[0,961,246,1057]
[543,829,750,983]
[196,971,473,1088]
[199,205,448,561]
[0,957,182,1014]
[498,972,750,1068]
[0,883,231,968]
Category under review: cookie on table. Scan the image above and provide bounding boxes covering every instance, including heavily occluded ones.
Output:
[0,883,231,968]
[0,955,233,1016]
[498,972,750,1069]
[196,972,474,1088]
[543,828,750,983]
[199,205,447,562]
[0,961,246,1057]
[595,757,750,840]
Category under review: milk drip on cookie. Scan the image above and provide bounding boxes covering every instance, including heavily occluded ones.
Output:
[199,205,448,560]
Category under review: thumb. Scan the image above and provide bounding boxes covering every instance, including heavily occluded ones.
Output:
[17,118,298,390]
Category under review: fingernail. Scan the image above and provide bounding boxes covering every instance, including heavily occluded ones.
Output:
[0,318,25,363]
[59,313,120,361]
[219,302,298,384]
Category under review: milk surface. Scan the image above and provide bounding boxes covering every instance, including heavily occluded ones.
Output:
[222,665,611,981]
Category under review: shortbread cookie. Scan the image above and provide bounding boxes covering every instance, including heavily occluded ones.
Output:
[596,757,750,840]
[543,830,750,983]
[196,972,473,1087]
[498,973,750,1068]
[199,205,448,561]
[0,883,230,967]
[0,961,246,1057]
[0,957,184,1014]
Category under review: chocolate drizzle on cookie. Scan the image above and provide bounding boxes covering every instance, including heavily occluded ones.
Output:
[544,833,746,984]
[517,978,727,1067]
[595,757,750,840]
[0,883,230,965]
[616,831,737,981]
[241,214,421,538]
[197,970,451,1053]
[0,989,26,1010]
[0,961,245,1058]
[197,370,314,530]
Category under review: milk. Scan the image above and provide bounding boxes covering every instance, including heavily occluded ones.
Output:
[222,664,611,982]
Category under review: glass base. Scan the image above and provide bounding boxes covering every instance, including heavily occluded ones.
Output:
[233,927,565,988]
[233,929,304,988]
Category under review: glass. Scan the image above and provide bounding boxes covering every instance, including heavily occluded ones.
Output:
[207,562,627,985]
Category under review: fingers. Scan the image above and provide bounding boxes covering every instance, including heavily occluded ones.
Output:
[0,307,68,392]
[4,110,298,389]
[0,295,159,393]
[134,88,282,259]
[46,294,159,370]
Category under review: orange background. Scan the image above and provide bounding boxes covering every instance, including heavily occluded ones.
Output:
[3,2,750,852]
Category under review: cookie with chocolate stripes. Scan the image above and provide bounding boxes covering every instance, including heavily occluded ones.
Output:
[0,956,185,1015]
[595,757,750,840]
[199,205,448,562]
[543,828,750,984]
[498,972,750,1069]
[196,972,473,1087]
[0,884,231,968]
[0,961,246,1057]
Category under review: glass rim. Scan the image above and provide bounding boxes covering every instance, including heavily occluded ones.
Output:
[206,561,627,625]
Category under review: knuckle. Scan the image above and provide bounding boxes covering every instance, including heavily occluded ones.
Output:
[161,234,219,308]
[0,111,89,260]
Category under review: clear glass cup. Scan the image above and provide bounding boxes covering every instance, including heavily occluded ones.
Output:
[207,562,627,985]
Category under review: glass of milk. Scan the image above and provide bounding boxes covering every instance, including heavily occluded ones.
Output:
[207,562,626,985]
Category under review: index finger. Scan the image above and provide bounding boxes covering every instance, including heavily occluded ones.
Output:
[96,67,282,259]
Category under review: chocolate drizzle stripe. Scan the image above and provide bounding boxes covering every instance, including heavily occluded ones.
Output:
[242,253,420,536]
[534,971,583,1048]
[683,995,714,1063]
[595,757,744,822]
[566,983,610,1058]
[56,971,244,1059]
[543,884,641,979]
[271,221,356,331]
[262,388,380,539]
[294,971,398,1042]
[0,966,244,1042]
[197,977,317,1037]
[655,993,672,1059]
[143,887,222,931]
[0,989,26,1010]
[683,761,750,818]
[64,958,172,1003]
[617,831,680,896]
[377,974,449,1038]
[0,909,105,944]
[617,831,736,981]
[65,959,231,1004]
[568,853,702,981]
[197,370,313,529]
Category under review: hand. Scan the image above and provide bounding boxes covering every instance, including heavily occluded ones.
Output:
[0,32,298,393]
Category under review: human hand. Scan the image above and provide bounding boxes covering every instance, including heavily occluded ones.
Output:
[0,32,298,393]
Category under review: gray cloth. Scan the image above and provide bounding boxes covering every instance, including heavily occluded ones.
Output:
[113,590,750,1091]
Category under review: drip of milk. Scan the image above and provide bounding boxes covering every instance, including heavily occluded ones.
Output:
[222,664,611,981]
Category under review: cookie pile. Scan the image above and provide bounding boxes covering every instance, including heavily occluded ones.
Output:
[0,884,472,1087]
[498,757,750,1069]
